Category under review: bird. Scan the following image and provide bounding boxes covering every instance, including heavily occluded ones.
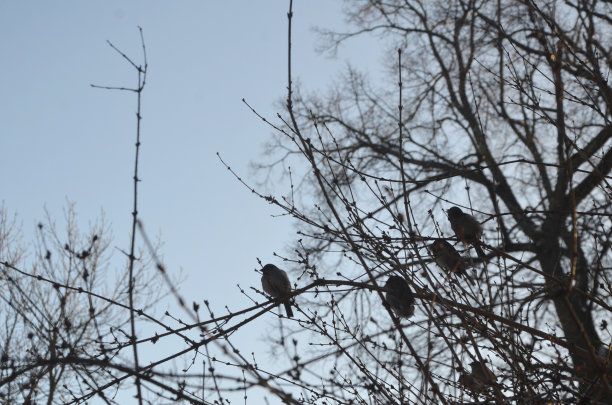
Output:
[428,238,474,284]
[458,373,486,394]
[261,264,293,317]
[458,360,497,394]
[469,360,496,385]
[384,275,415,318]
[447,206,486,259]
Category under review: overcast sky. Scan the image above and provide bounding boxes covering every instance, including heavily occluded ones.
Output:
[0,2,385,403]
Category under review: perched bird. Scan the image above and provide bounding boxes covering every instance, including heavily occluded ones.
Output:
[261,264,293,317]
[384,276,415,318]
[429,238,473,282]
[447,206,486,259]
[458,373,486,394]
[469,360,497,386]
[458,360,497,394]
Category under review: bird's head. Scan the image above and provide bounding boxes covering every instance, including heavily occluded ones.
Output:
[469,360,488,371]
[261,264,278,275]
[447,206,464,219]
[384,275,407,293]
[429,238,448,252]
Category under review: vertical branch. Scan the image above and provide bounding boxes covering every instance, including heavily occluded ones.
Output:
[91,28,148,403]
[286,0,296,131]
[397,49,408,225]
[127,27,148,405]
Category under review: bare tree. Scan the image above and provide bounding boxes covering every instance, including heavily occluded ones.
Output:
[0,204,169,403]
[246,0,612,403]
[2,1,611,403]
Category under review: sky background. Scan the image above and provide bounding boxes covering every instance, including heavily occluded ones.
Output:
[0,1,386,403]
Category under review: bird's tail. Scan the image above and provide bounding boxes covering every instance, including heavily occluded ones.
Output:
[455,267,476,286]
[464,273,477,286]
[283,301,294,318]
[474,243,486,260]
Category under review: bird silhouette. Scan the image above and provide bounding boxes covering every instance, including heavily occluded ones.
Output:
[261,264,293,317]
[429,238,474,284]
[384,276,415,318]
[469,360,496,385]
[458,360,497,394]
[447,206,486,259]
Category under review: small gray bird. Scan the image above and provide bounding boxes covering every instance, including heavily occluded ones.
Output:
[429,238,472,282]
[459,360,497,394]
[469,360,496,385]
[384,276,415,318]
[261,264,293,317]
[447,206,485,259]
[458,373,485,394]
